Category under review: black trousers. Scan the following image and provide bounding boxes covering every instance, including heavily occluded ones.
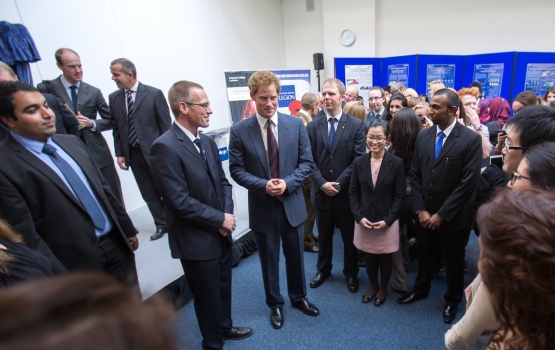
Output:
[99,163,124,207]
[412,226,466,307]
[181,237,232,350]
[129,146,167,229]
[98,229,137,287]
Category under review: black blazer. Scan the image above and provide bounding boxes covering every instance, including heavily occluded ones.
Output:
[110,82,171,166]
[410,122,482,229]
[349,152,405,226]
[150,123,233,261]
[307,112,366,209]
[0,135,136,273]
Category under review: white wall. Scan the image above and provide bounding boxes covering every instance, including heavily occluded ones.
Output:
[2,0,286,212]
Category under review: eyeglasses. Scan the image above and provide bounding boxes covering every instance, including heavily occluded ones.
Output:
[511,172,531,186]
[185,101,211,110]
[368,97,384,101]
[367,137,387,143]
[503,140,524,152]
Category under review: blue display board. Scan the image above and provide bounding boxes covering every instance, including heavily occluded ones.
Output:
[416,55,465,97]
[334,57,382,89]
[463,52,515,99]
[380,55,417,88]
[512,52,555,100]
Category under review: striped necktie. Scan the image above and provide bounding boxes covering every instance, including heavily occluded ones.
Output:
[127,90,139,147]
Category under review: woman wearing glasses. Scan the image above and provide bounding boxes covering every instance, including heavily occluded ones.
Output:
[349,120,405,307]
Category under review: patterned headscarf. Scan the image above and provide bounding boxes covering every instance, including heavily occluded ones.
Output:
[480,97,510,126]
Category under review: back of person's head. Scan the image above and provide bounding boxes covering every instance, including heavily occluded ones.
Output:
[505,105,555,151]
[0,81,38,121]
[0,273,177,350]
[522,142,555,189]
[468,81,483,96]
[514,91,538,107]
[418,93,429,102]
[477,189,555,350]
[429,81,446,96]
[389,107,421,171]
[343,101,365,122]
[408,96,421,108]
[300,92,319,110]
[390,82,406,95]
[487,97,511,120]
[0,62,17,80]
[383,85,391,94]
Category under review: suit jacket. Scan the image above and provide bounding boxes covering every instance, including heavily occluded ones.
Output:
[38,77,115,169]
[349,152,405,226]
[410,122,482,230]
[364,108,390,129]
[229,112,314,232]
[0,121,8,143]
[150,123,233,261]
[0,134,136,274]
[109,82,171,165]
[307,112,366,209]
[43,93,79,135]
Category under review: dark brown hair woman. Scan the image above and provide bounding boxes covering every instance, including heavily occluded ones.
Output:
[477,189,555,349]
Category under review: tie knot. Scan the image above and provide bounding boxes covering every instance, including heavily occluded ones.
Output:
[69,85,77,90]
[42,144,56,155]
[127,90,133,96]
[193,138,201,146]
[329,117,336,125]
[438,131,445,138]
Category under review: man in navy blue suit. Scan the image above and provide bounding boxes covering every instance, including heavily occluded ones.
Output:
[229,70,318,330]
[150,80,251,350]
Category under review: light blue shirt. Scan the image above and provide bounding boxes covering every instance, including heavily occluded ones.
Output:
[11,132,113,238]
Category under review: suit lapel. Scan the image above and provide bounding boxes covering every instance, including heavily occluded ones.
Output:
[277,113,290,174]
[53,77,73,112]
[8,136,84,210]
[133,83,146,113]
[171,123,207,170]
[76,82,91,112]
[362,154,375,191]
[426,126,437,162]
[318,116,329,153]
[247,116,271,178]
[434,123,460,165]
[330,113,348,154]
[374,153,393,190]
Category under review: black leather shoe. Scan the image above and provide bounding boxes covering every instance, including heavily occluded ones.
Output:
[223,327,253,340]
[443,305,458,324]
[397,292,428,304]
[304,245,319,253]
[347,276,359,293]
[362,290,377,304]
[150,228,166,241]
[309,272,329,288]
[270,307,283,329]
[291,298,319,316]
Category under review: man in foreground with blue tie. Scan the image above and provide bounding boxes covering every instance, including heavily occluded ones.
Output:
[397,89,482,325]
[150,80,251,350]
[0,82,138,285]
[229,70,318,331]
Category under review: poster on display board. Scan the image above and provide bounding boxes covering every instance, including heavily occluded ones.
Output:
[523,63,555,97]
[224,70,311,124]
[345,65,373,107]
[426,64,455,96]
[388,64,409,87]
[473,63,504,98]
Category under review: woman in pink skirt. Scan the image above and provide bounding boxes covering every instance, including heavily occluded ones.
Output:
[349,120,405,307]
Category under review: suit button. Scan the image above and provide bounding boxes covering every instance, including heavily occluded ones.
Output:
[430,183,433,187]
[330,169,333,173]
[432,168,436,172]
[90,238,97,243]
[330,156,333,159]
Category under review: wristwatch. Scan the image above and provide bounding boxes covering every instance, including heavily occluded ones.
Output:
[473,124,484,132]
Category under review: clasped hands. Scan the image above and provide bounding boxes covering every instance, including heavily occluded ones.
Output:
[359,218,387,230]
[321,182,340,197]
[219,213,236,237]
[418,210,443,230]
[266,178,286,197]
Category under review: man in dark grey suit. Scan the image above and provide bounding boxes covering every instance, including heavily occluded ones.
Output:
[36,48,123,204]
[109,58,171,241]
[397,89,482,325]
[307,78,366,293]
[229,70,318,330]
[151,80,251,350]
[0,82,138,284]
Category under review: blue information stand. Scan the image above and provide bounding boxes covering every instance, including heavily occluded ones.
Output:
[334,57,382,88]
[416,55,465,96]
[512,52,555,100]
[380,55,417,89]
[463,52,515,99]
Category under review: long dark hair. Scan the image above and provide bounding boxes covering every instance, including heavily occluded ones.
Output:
[388,108,420,172]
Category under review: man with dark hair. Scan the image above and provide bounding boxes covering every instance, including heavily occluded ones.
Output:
[0,61,78,142]
[365,86,389,130]
[36,48,124,205]
[398,88,482,325]
[0,82,138,284]
[297,93,320,253]
[109,58,171,241]
[229,70,318,330]
[307,78,366,293]
[151,80,252,349]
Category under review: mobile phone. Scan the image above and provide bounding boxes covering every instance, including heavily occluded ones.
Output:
[490,155,503,168]
[416,114,426,124]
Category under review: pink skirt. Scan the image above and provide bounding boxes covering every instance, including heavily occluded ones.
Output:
[353,220,399,254]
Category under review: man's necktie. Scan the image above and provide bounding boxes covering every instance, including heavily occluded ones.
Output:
[376,113,381,120]
[69,85,78,112]
[127,90,139,147]
[328,117,336,152]
[42,144,106,231]
[193,138,208,164]
[267,120,279,179]
[435,131,445,159]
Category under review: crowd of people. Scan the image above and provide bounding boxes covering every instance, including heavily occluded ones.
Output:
[0,52,554,349]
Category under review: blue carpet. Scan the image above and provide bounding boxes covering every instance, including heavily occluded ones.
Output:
[175,230,480,349]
